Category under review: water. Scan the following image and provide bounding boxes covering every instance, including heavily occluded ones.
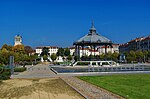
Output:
[51,65,150,73]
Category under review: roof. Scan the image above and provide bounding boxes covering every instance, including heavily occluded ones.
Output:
[143,36,150,41]
[74,21,112,45]
[36,46,58,49]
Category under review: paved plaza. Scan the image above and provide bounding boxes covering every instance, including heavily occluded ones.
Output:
[11,64,58,78]
[11,64,125,99]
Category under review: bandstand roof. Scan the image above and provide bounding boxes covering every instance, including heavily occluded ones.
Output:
[74,21,112,45]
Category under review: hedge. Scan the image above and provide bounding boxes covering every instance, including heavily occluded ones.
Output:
[77,62,90,65]
[14,67,26,72]
[0,68,11,80]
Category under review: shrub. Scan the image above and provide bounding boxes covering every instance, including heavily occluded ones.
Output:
[77,62,90,65]
[92,62,96,65]
[14,67,26,72]
[0,68,11,80]
[102,62,109,65]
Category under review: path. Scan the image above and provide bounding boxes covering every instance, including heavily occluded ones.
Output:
[11,64,57,78]
[61,76,124,99]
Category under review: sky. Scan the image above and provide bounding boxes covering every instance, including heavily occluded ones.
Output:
[0,0,150,48]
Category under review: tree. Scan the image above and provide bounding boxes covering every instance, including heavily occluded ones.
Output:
[13,45,25,54]
[51,53,57,62]
[29,54,38,62]
[112,52,119,61]
[24,46,34,55]
[143,50,148,62]
[105,52,112,60]
[126,50,136,63]
[64,48,70,56]
[1,44,13,51]
[148,51,150,62]
[40,47,49,56]
[136,50,144,62]
[100,53,105,60]
[43,55,48,61]
[67,55,72,61]
[57,48,64,57]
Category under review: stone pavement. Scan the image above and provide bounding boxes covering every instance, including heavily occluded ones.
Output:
[61,76,124,99]
[11,64,58,78]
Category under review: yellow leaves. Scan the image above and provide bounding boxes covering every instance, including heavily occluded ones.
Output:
[13,45,25,54]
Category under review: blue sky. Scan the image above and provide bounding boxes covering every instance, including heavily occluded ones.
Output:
[0,0,150,48]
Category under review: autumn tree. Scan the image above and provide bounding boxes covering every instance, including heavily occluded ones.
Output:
[24,46,34,55]
[1,44,13,51]
[13,45,25,54]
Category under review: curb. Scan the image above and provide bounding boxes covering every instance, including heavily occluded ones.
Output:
[60,77,88,99]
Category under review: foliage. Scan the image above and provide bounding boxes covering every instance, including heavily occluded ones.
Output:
[24,46,34,55]
[0,44,39,67]
[124,50,150,63]
[64,48,70,56]
[57,48,64,57]
[79,74,150,99]
[0,67,11,80]
[77,62,90,65]
[14,67,26,72]
[112,52,119,61]
[51,53,57,62]
[100,53,105,59]
[74,56,77,61]
[105,52,112,60]
[13,45,25,54]
[40,47,49,56]
[1,44,13,51]
[67,55,72,61]
[43,55,48,61]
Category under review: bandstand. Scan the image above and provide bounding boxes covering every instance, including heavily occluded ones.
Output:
[73,21,113,61]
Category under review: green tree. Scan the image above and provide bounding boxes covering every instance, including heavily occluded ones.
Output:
[51,53,57,62]
[40,47,49,56]
[148,51,150,62]
[126,51,136,63]
[64,48,70,56]
[43,55,48,61]
[100,53,105,60]
[29,54,38,62]
[112,52,119,61]
[143,50,148,62]
[57,48,64,57]
[67,55,72,61]
[105,52,112,60]
[136,50,144,62]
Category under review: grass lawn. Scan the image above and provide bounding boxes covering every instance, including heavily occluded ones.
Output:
[79,74,150,99]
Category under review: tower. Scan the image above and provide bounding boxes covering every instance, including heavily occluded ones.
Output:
[14,35,22,46]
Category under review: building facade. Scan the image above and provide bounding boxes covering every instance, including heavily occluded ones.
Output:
[119,36,150,53]
[69,44,119,57]
[14,35,22,46]
[35,46,58,56]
